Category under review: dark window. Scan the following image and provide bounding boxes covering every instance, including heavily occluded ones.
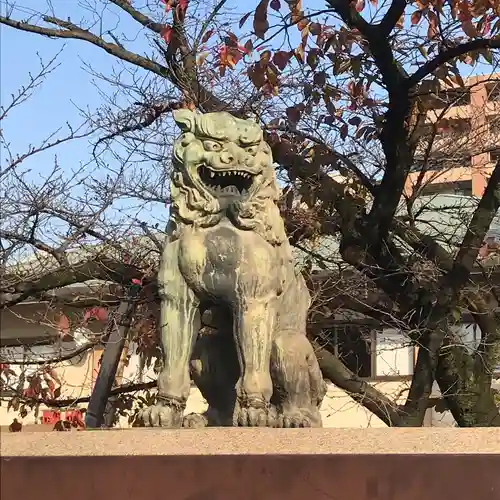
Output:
[426,89,471,109]
[413,153,472,172]
[486,82,500,102]
[323,325,373,378]
[491,149,500,162]
[421,180,472,196]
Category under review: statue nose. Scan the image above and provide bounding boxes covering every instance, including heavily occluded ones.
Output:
[220,151,235,164]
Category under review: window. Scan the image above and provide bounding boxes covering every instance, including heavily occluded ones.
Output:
[427,89,471,109]
[437,118,471,135]
[486,82,500,102]
[491,149,500,163]
[323,325,373,378]
[376,330,414,377]
[421,180,473,196]
[337,327,372,378]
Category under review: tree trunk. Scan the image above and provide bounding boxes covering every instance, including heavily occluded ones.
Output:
[436,341,500,427]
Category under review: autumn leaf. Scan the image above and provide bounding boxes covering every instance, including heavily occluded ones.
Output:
[313,71,327,86]
[286,105,302,124]
[84,306,108,322]
[348,116,362,127]
[239,11,252,28]
[57,313,70,337]
[201,30,213,43]
[244,39,254,55]
[273,50,292,70]
[461,20,478,38]
[254,0,270,39]
[427,11,439,39]
[160,25,173,43]
[309,22,322,35]
[355,0,365,12]
[340,123,348,140]
[411,10,423,25]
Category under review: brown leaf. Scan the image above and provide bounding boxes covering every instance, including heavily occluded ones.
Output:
[348,116,362,127]
[248,64,267,89]
[427,11,439,39]
[295,43,305,64]
[201,30,213,43]
[244,39,254,55]
[307,50,319,70]
[254,0,270,39]
[340,123,348,140]
[286,105,302,124]
[313,71,327,86]
[260,50,272,65]
[411,10,422,25]
[270,0,281,10]
[309,22,322,35]
[273,50,292,70]
[239,11,252,29]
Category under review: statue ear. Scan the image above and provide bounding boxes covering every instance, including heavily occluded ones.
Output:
[173,108,196,133]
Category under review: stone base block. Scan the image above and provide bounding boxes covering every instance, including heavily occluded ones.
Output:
[2,429,500,500]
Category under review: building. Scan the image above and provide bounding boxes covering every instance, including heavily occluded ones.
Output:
[405,73,499,197]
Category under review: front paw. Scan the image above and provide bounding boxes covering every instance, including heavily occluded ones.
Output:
[233,399,278,427]
[182,412,208,428]
[138,404,183,428]
[278,407,322,428]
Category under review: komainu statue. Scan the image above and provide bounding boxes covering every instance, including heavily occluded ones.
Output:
[139,110,326,428]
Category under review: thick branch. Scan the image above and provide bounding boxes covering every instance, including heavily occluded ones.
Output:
[409,38,500,88]
[379,0,407,36]
[0,258,142,309]
[0,16,173,80]
[313,341,401,426]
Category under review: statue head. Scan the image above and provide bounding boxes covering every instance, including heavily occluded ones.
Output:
[169,110,287,245]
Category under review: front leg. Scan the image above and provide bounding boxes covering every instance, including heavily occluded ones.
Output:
[139,239,200,428]
[232,298,277,427]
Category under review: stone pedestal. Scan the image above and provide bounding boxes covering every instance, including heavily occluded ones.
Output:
[2,429,499,500]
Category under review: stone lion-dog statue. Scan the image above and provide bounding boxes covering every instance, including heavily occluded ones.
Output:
[139,110,326,428]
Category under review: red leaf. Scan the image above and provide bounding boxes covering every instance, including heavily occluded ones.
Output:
[160,25,173,43]
[239,11,252,29]
[273,50,292,70]
[161,0,172,12]
[84,307,108,322]
[355,0,365,12]
[254,0,270,39]
[270,0,281,10]
[427,11,439,39]
[244,39,254,55]
[57,314,70,337]
[201,30,213,43]
[411,10,422,25]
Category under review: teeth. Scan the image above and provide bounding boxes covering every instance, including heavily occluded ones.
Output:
[210,170,215,178]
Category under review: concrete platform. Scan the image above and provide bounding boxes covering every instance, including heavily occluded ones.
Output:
[2,429,500,500]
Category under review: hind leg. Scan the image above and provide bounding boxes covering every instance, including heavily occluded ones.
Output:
[271,331,327,428]
[183,327,240,428]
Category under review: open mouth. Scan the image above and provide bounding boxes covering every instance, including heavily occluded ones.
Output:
[198,164,254,196]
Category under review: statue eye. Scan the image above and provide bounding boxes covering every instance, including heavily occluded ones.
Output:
[245,145,259,155]
[203,140,223,152]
